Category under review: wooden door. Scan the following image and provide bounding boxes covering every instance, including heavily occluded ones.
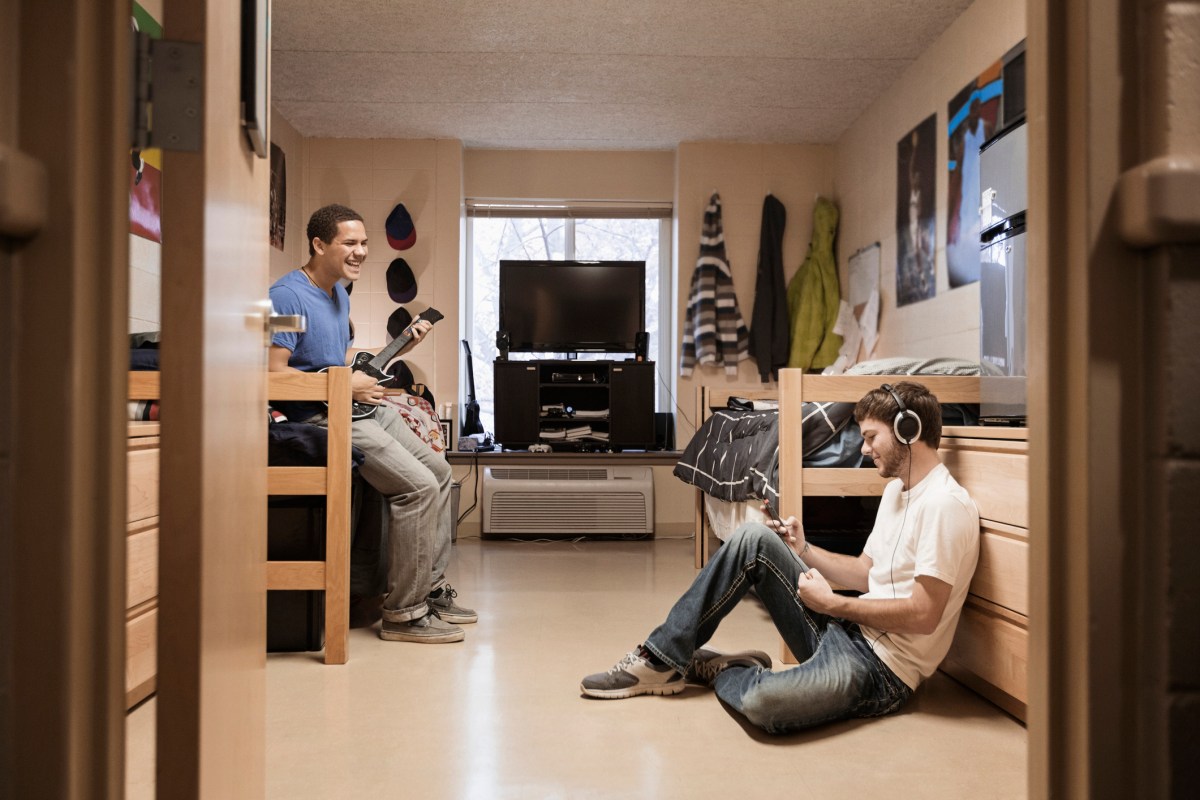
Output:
[155,0,269,796]
[3,0,130,796]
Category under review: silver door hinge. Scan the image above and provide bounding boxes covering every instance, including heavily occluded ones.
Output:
[132,32,202,152]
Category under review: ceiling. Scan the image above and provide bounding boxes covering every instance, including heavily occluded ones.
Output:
[271,0,974,150]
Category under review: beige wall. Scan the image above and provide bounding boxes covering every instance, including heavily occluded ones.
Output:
[673,142,836,440]
[299,137,463,406]
[464,149,674,201]
[833,0,1025,360]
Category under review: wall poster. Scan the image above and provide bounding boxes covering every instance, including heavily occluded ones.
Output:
[129,2,163,243]
[269,142,286,250]
[946,61,1003,288]
[895,113,937,307]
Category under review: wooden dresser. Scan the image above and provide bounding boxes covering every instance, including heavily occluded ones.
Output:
[126,420,159,708]
[938,425,1029,721]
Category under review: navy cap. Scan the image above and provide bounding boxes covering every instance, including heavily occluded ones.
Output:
[385,202,416,250]
[386,258,418,303]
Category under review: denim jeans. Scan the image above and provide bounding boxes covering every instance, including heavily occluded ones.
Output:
[643,523,913,734]
[310,403,452,622]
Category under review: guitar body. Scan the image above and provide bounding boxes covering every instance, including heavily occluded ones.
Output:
[319,362,390,421]
[322,307,444,422]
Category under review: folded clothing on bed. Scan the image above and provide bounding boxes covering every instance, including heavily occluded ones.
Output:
[673,399,862,502]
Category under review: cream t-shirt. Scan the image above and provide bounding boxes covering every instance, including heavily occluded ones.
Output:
[859,462,980,689]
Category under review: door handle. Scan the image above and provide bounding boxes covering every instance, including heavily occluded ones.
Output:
[268,314,306,333]
[257,300,306,346]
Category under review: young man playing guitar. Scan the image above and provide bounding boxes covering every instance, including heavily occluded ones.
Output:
[269,204,476,643]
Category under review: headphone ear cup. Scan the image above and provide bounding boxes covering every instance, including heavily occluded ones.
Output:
[894,411,921,445]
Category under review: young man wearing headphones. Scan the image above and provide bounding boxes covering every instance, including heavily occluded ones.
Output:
[581,382,980,734]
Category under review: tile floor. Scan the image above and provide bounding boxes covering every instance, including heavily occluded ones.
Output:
[127,536,1027,798]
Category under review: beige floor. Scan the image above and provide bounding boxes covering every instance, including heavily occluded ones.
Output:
[127,535,1027,799]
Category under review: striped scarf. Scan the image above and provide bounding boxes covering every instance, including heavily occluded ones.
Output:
[681,193,750,376]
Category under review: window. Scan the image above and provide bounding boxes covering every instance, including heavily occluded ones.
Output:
[462,205,672,436]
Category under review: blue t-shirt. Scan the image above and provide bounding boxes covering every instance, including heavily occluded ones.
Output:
[270,269,353,419]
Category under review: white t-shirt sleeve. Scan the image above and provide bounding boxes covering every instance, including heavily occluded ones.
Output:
[912,493,977,586]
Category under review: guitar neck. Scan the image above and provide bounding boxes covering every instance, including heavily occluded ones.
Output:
[364,307,443,372]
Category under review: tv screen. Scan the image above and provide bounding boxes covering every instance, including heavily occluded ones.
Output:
[499,260,645,353]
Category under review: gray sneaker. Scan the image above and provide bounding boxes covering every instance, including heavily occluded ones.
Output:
[428,584,477,624]
[686,647,772,687]
[379,611,464,643]
[580,648,685,699]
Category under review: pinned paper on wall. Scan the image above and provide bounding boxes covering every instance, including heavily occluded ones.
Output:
[827,244,881,373]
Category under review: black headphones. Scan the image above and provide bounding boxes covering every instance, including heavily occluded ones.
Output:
[882,383,922,445]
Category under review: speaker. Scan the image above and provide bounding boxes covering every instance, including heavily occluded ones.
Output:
[882,383,922,445]
[635,331,649,362]
[495,330,510,361]
[653,412,675,451]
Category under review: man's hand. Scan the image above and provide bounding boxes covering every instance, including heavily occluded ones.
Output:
[762,503,807,554]
[404,319,433,346]
[796,568,837,614]
[351,370,385,405]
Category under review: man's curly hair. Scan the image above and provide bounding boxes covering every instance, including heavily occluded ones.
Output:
[306,204,364,256]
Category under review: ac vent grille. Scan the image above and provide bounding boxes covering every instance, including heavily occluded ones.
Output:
[489,467,610,482]
[482,466,653,535]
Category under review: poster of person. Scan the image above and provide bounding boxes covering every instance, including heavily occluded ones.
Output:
[129,2,162,243]
[946,61,1002,288]
[269,142,286,250]
[895,113,937,306]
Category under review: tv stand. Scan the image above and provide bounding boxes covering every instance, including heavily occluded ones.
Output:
[493,359,655,451]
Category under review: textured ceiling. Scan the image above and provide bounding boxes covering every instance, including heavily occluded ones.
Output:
[272,0,973,149]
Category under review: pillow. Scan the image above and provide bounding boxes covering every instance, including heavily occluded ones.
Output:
[846,356,981,376]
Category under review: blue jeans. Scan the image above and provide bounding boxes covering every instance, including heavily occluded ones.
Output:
[643,523,913,734]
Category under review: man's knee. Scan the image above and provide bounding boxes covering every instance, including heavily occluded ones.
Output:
[727,522,776,554]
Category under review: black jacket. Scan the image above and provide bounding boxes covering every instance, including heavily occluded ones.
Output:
[749,194,790,382]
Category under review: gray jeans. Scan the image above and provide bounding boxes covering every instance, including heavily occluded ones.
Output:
[311,403,453,622]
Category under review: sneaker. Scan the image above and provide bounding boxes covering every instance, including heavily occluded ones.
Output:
[686,647,772,687]
[428,584,477,624]
[379,611,464,643]
[580,647,686,699]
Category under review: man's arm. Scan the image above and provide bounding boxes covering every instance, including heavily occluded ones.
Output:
[769,511,870,592]
[269,345,303,374]
[797,571,953,636]
[270,345,383,406]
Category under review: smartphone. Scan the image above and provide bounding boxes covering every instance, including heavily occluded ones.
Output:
[762,498,785,527]
[764,499,809,573]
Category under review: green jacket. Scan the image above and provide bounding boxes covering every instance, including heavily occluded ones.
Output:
[786,198,842,370]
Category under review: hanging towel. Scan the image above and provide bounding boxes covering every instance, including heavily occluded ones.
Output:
[786,197,843,370]
[749,194,789,382]
[681,193,750,377]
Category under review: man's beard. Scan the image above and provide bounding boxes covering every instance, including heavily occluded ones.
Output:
[875,446,909,479]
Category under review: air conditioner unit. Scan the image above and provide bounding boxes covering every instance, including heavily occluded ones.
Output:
[482,466,654,536]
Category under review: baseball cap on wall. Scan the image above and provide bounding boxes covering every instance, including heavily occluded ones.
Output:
[386,258,418,303]
[386,306,413,341]
[385,202,416,250]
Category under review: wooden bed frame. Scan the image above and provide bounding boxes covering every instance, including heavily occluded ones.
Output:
[127,368,354,665]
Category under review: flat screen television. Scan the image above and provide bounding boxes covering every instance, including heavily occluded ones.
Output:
[499,260,645,353]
